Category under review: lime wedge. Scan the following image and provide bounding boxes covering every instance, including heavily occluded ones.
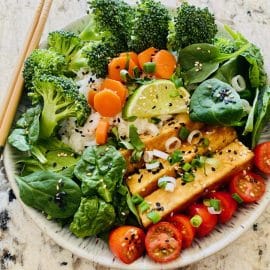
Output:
[123,80,190,119]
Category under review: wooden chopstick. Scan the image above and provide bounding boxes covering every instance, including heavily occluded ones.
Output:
[0,0,45,125]
[0,0,53,152]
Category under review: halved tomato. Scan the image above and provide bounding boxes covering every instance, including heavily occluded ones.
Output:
[230,171,266,203]
[109,226,145,264]
[208,192,237,224]
[145,221,182,263]
[167,214,195,249]
[189,204,218,238]
[254,142,270,174]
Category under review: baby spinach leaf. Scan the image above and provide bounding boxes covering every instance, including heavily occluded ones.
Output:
[69,197,115,238]
[8,105,47,164]
[74,145,126,202]
[252,85,270,148]
[189,78,247,126]
[16,171,81,218]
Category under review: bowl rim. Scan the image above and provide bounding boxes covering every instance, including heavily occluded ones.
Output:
[4,10,270,270]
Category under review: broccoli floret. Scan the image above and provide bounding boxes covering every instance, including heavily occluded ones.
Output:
[48,30,90,73]
[32,75,90,138]
[23,49,67,90]
[129,0,170,53]
[82,41,117,78]
[169,2,217,50]
[88,0,132,50]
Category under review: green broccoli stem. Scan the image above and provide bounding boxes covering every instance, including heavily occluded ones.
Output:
[40,102,58,138]
[31,146,47,164]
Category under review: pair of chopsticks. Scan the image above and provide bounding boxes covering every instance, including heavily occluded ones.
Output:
[0,0,53,154]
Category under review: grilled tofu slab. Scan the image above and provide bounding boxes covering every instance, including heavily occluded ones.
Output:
[122,113,203,173]
[126,126,237,197]
[139,140,254,227]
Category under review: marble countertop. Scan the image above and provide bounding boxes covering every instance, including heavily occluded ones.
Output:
[0,0,270,269]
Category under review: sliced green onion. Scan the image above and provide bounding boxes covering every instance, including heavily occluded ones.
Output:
[231,75,246,92]
[182,162,192,172]
[178,126,190,141]
[201,138,210,147]
[203,199,211,207]
[133,66,141,78]
[210,199,221,211]
[129,125,145,151]
[190,214,202,228]
[191,156,204,168]
[183,172,195,182]
[168,149,183,164]
[145,161,160,171]
[143,62,156,74]
[147,210,161,224]
[138,200,150,213]
[232,193,243,204]
[158,181,167,189]
[131,150,143,163]
[131,194,144,205]
[120,69,131,82]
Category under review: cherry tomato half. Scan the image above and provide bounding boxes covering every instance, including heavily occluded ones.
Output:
[109,226,145,264]
[189,204,218,238]
[145,221,182,263]
[254,142,270,174]
[167,214,195,249]
[208,192,237,224]
[230,171,266,203]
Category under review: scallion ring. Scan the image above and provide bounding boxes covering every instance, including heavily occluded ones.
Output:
[143,62,156,74]
[187,130,202,145]
[165,136,182,153]
[231,75,246,92]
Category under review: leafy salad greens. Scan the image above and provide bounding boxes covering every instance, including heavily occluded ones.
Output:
[8,0,270,240]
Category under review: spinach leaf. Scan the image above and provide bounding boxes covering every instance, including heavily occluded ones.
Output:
[16,171,81,218]
[243,88,259,136]
[74,145,126,202]
[222,25,267,88]
[178,43,250,85]
[252,85,270,147]
[69,197,115,238]
[189,78,247,126]
[8,105,47,164]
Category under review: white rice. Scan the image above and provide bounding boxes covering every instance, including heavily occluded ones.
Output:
[60,72,173,153]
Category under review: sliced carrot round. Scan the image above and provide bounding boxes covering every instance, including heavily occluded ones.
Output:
[120,52,139,67]
[108,57,138,82]
[100,78,128,106]
[138,47,159,70]
[87,89,97,108]
[95,119,110,145]
[94,89,122,117]
[153,50,177,79]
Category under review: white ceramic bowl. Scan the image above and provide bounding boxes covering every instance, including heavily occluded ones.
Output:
[3,11,270,270]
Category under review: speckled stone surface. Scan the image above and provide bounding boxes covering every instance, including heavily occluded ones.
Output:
[0,1,270,269]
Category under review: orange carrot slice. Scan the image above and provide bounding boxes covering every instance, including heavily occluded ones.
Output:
[94,89,122,117]
[120,52,140,67]
[108,57,137,82]
[153,50,177,79]
[138,47,159,70]
[87,89,97,108]
[95,119,110,145]
[100,78,128,106]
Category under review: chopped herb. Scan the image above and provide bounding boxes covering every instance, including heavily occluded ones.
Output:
[179,126,190,140]
[168,149,183,164]
[147,210,161,224]
[131,194,144,205]
[201,137,210,147]
[190,214,202,227]
[209,199,221,211]
[182,162,192,172]
[183,172,195,182]
[232,193,243,203]
[149,117,161,124]
[139,200,150,213]
[131,150,143,163]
